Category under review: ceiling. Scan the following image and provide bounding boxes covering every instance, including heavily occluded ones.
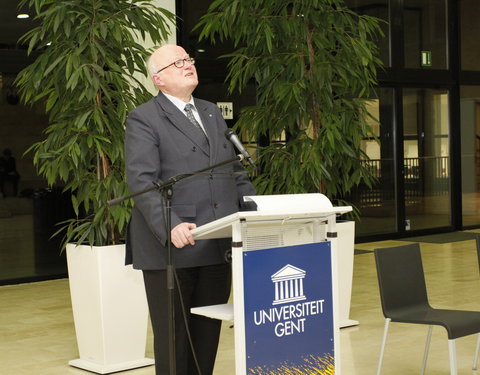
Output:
[0,0,38,46]
[0,0,40,74]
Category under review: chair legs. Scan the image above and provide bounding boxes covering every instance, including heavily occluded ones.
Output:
[473,333,480,370]
[420,326,433,375]
[376,318,391,375]
[448,339,458,375]
[376,321,472,375]
[377,321,433,375]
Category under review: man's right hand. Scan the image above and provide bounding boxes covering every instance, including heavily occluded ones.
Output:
[171,222,197,248]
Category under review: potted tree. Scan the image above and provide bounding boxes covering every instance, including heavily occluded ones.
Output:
[196,0,382,198]
[15,0,175,372]
[196,0,383,327]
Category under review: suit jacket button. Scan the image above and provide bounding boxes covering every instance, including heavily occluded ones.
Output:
[214,203,218,209]
[223,143,227,148]
[192,146,197,152]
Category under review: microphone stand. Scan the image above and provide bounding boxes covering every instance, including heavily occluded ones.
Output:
[107,154,244,375]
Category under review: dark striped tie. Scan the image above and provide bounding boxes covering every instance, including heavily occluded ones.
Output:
[184,104,204,133]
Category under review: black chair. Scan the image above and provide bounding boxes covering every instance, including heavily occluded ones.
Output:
[374,243,480,375]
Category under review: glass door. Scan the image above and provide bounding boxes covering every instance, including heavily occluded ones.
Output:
[402,88,451,231]
[460,86,480,227]
[350,88,397,237]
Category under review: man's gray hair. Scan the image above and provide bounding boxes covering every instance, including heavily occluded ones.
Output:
[146,52,159,78]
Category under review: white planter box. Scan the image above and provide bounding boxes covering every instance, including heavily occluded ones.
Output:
[66,243,154,374]
[336,220,357,328]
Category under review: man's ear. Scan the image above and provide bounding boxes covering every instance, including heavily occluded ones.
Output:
[152,74,163,87]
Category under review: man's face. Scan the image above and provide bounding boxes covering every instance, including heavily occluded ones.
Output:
[152,46,198,99]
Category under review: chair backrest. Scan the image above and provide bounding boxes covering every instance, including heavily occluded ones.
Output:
[374,243,429,318]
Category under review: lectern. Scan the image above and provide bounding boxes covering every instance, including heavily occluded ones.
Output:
[191,193,353,375]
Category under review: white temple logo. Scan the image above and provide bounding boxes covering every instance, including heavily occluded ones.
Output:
[271,264,306,305]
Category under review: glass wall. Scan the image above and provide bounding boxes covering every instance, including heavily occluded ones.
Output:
[404,0,447,69]
[460,86,480,226]
[0,73,71,285]
[460,0,480,71]
[350,88,397,236]
[403,88,451,230]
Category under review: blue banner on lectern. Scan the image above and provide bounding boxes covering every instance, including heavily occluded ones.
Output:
[243,242,334,375]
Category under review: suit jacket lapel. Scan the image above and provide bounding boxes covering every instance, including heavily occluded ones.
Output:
[154,93,210,156]
[194,99,218,165]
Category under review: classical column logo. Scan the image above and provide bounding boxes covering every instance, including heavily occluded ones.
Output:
[271,264,306,305]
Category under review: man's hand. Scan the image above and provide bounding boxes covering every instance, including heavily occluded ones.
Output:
[171,222,197,248]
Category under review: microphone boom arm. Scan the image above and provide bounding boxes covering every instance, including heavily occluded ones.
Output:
[107,154,245,206]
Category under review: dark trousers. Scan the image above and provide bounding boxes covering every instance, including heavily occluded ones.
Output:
[143,263,231,375]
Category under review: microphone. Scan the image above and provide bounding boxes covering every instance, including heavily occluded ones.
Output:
[224,129,256,168]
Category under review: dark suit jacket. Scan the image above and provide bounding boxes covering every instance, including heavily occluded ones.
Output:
[125,92,256,270]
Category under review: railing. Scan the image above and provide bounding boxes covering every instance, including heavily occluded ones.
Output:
[349,156,449,209]
[363,156,449,180]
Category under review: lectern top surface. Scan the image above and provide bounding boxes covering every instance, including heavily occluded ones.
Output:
[191,199,351,240]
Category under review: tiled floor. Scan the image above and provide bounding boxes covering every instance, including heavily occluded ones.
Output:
[2,234,480,374]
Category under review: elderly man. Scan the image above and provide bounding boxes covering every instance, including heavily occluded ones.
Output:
[125,44,255,374]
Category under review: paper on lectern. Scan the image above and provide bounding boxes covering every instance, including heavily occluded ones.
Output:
[244,193,333,214]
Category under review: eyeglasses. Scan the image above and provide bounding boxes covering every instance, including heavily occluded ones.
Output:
[156,57,195,74]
